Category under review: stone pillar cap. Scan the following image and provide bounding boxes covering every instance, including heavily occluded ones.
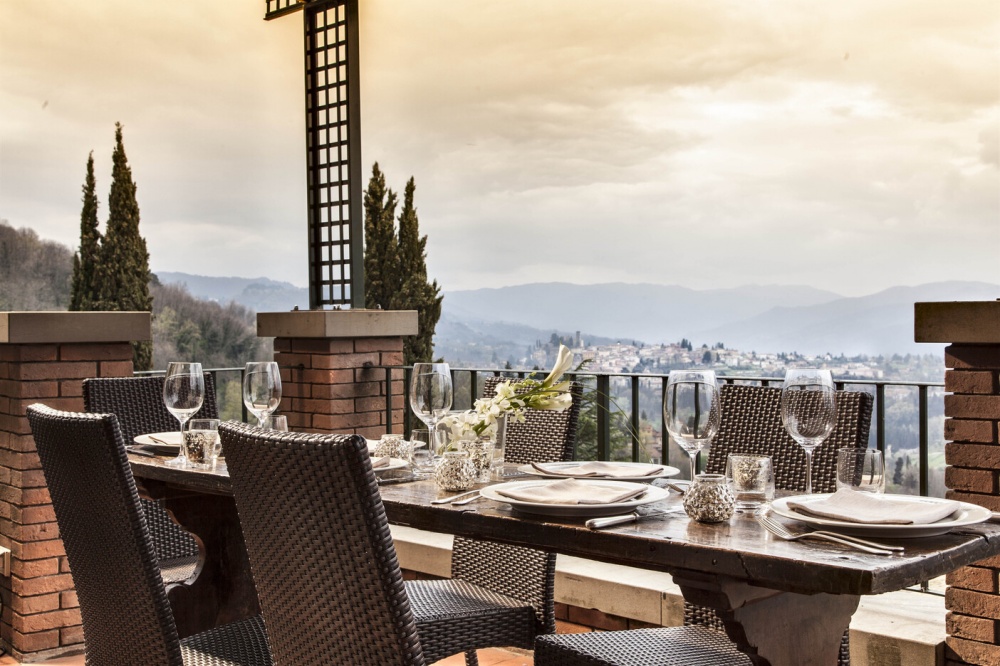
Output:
[257,309,418,338]
[915,301,1000,344]
[0,311,151,344]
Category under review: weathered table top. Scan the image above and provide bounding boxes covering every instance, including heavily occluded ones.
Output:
[129,455,1000,598]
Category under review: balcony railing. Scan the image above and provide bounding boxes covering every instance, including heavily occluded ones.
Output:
[381,366,946,499]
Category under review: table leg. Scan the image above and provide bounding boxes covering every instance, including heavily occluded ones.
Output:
[138,481,260,637]
[673,571,859,666]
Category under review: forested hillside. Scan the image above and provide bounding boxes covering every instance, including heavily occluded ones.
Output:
[0,221,74,310]
[0,220,266,370]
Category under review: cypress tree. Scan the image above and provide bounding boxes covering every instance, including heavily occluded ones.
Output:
[362,162,399,310]
[394,177,442,363]
[70,152,102,311]
[96,123,154,370]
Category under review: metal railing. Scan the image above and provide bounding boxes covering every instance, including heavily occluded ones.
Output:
[382,365,945,498]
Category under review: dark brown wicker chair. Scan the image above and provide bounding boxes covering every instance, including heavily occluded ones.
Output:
[220,422,427,665]
[26,405,271,666]
[83,374,219,586]
[404,376,582,665]
[534,384,873,666]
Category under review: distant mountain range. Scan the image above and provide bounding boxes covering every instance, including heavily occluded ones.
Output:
[156,272,999,356]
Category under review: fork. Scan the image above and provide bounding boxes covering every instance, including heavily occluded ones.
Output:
[756,513,896,555]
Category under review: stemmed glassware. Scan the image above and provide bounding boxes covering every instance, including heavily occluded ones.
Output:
[162,362,204,467]
[663,370,721,481]
[780,368,837,494]
[409,363,453,455]
[243,362,282,426]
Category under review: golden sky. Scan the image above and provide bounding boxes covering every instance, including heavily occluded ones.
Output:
[2,0,998,295]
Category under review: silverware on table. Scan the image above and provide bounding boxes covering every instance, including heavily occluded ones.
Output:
[377,475,420,486]
[452,493,484,506]
[430,489,481,504]
[126,447,157,458]
[756,513,896,555]
[586,508,684,530]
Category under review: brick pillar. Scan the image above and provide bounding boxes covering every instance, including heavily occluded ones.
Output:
[0,311,150,662]
[916,301,1000,666]
[257,310,418,439]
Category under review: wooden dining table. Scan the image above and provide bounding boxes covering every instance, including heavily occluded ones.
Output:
[129,455,1000,666]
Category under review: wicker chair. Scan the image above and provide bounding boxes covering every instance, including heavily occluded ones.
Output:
[26,405,272,666]
[534,385,873,666]
[83,375,219,586]
[221,422,427,665]
[404,376,582,665]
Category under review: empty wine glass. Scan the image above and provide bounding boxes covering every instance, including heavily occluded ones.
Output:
[162,362,204,467]
[243,362,282,426]
[781,368,837,494]
[663,370,721,481]
[409,363,453,452]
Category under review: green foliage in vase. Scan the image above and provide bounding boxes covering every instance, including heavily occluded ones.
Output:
[363,162,399,312]
[363,164,443,364]
[69,152,102,311]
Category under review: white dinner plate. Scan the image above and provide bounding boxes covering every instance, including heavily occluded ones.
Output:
[771,493,992,538]
[518,462,680,482]
[132,432,182,455]
[480,480,669,518]
[372,457,410,473]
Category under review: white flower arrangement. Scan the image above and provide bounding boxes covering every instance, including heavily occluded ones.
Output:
[440,344,575,442]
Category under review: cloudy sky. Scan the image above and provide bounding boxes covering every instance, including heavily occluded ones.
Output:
[2,1,997,297]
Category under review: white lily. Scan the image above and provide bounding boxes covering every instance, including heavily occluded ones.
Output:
[541,344,574,388]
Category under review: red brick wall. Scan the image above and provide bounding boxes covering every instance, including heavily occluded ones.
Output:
[0,342,133,661]
[273,336,406,439]
[943,344,1000,666]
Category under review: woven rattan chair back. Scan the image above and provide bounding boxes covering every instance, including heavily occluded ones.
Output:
[704,384,874,493]
[83,374,219,443]
[83,374,217,570]
[447,377,582,633]
[482,376,582,464]
[221,422,426,666]
[27,405,183,666]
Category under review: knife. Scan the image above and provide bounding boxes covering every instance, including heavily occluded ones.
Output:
[586,508,684,530]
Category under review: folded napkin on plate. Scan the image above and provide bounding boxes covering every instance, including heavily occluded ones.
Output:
[496,479,647,505]
[787,489,961,525]
[531,461,662,478]
[371,456,391,469]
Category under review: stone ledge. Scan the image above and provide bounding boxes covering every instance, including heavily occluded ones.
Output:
[0,312,151,344]
[257,310,418,339]
[915,301,1000,344]
[390,526,946,666]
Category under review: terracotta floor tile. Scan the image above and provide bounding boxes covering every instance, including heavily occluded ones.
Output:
[432,648,533,665]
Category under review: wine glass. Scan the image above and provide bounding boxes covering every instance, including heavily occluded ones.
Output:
[663,370,721,481]
[243,362,282,426]
[409,363,453,453]
[781,368,837,494]
[162,362,204,466]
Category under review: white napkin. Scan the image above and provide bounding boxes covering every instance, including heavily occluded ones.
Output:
[496,479,647,505]
[531,461,662,478]
[371,456,391,469]
[787,489,961,525]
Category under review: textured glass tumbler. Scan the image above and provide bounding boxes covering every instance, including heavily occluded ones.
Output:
[725,454,774,511]
[837,448,885,493]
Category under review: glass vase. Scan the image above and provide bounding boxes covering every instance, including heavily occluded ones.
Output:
[683,473,736,523]
[435,451,477,491]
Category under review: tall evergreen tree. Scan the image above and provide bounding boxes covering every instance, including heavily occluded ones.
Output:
[363,162,399,310]
[95,123,153,370]
[70,152,102,311]
[393,177,442,363]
